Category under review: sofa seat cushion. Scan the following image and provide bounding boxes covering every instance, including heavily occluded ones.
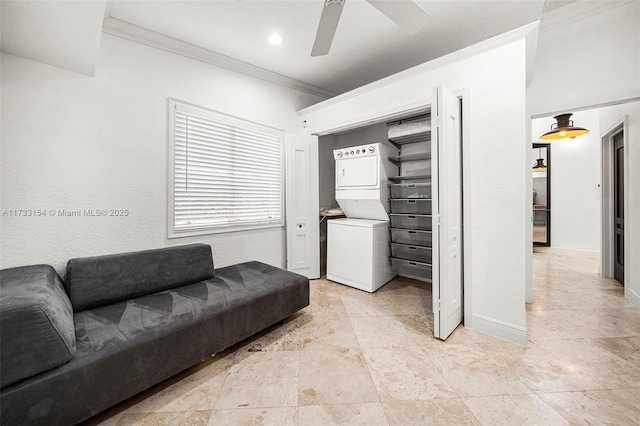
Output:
[71,261,309,355]
[64,244,214,312]
[0,265,76,389]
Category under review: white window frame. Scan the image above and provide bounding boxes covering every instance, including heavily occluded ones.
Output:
[167,98,285,238]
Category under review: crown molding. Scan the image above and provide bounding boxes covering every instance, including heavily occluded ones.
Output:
[101,17,335,99]
[540,0,633,32]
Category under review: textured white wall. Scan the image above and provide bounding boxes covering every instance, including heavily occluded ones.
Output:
[0,34,325,275]
[300,35,529,343]
[531,110,602,252]
[318,135,337,211]
[334,122,389,150]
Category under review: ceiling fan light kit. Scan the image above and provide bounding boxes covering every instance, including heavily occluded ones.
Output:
[539,113,590,140]
[311,0,431,57]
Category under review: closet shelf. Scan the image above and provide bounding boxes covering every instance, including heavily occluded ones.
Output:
[388,131,431,147]
[389,175,430,183]
[388,153,431,165]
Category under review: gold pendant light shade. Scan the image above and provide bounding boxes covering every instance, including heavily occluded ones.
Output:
[540,113,589,140]
[532,158,546,171]
[532,147,546,171]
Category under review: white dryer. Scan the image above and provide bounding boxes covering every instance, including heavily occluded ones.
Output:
[333,142,396,220]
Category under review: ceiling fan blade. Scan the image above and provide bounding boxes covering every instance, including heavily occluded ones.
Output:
[311,0,346,57]
[366,0,430,34]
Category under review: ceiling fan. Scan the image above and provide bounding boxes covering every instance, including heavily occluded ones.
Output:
[311,0,431,56]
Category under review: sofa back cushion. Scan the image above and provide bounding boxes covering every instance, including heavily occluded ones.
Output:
[64,244,214,312]
[0,265,76,389]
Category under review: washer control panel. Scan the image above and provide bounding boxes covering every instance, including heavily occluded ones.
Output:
[333,143,380,160]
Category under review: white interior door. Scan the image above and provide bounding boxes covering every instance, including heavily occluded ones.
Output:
[285,134,320,279]
[432,85,463,340]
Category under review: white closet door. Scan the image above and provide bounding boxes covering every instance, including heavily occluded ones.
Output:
[285,134,320,279]
[432,85,463,340]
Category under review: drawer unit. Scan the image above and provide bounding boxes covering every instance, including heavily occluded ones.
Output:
[390,229,432,246]
[389,183,431,199]
[391,258,432,282]
[387,115,434,284]
[389,214,432,230]
[390,243,432,263]
[390,199,431,214]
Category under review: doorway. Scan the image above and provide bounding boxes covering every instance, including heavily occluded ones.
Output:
[312,85,468,341]
[602,119,626,286]
[613,130,624,284]
[532,143,551,247]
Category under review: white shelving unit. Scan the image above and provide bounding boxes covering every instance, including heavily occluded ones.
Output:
[387,114,433,282]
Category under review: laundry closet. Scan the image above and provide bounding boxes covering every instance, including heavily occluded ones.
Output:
[289,29,533,345]
[306,86,463,340]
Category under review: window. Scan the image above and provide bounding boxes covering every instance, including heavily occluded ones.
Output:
[168,99,284,237]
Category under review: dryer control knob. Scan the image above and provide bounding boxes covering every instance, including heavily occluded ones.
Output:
[337,151,343,158]
[368,145,375,153]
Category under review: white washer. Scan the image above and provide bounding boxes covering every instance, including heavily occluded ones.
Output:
[327,218,396,293]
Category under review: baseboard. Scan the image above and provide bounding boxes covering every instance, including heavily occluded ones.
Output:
[472,314,527,346]
[538,246,601,257]
[627,287,640,310]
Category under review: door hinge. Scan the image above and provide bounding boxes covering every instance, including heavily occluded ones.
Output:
[435,299,441,311]
[435,214,442,227]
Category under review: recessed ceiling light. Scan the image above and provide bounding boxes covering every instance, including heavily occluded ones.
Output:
[268,34,284,45]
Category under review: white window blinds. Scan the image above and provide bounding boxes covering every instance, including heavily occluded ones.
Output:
[169,100,284,236]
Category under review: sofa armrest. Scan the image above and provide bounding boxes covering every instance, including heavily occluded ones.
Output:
[0,265,76,389]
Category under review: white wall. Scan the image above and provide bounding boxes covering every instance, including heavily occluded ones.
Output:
[531,110,602,252]
[0,34,325,274]
[528,1,640,116]
[334,122,389,150]
[299,27,532,345]
[318,135,337,211]
[599,101,640,309]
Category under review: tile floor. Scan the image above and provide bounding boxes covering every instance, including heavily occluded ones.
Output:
[86,248,640,425]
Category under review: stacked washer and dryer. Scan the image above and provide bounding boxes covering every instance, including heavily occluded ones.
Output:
[325,142,398,292]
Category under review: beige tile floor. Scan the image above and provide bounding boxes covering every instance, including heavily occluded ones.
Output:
[86,248,640,425]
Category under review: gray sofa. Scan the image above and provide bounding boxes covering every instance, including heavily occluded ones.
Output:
[0,244,309,425]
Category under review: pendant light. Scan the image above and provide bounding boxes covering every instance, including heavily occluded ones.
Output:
[532,148,546,171]
[540,113,589,140]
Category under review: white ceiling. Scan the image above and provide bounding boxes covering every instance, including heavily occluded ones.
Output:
[0,0,106,76]
[104,0,547,96]
[2,1,592,97]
